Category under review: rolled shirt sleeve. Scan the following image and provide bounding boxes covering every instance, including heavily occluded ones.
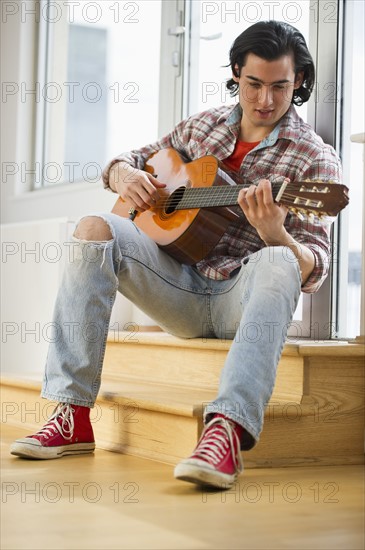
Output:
[291,146,343,293]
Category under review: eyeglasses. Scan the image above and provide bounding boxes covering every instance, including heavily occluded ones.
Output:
[242,81,296,102]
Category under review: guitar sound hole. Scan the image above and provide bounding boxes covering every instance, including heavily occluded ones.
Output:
[165,186,186,214]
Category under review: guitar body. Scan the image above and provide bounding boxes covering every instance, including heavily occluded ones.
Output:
[112,148,237,264]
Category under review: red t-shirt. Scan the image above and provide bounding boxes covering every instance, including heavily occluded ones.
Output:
[223,140,260,172]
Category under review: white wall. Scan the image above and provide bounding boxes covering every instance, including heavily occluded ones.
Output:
[1,218,71,375]
[1,216,154,377]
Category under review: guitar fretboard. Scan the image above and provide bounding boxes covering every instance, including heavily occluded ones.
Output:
[173,182,283,210]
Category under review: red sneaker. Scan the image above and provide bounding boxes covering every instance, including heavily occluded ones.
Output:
[174,416,244,488]
[10,403,95,459]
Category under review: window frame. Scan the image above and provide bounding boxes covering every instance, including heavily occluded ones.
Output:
[304,0,342,340]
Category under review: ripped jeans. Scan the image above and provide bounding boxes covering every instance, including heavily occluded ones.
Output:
[41,212,301,449]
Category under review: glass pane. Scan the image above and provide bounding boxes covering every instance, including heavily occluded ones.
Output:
[42,0,162,185]
[65,24,108,182]
[188,0,310,121]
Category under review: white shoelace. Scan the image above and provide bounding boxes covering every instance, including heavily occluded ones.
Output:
[193,417,244,473]
[33,403,75,441]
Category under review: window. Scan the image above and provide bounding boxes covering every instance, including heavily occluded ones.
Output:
[32,0,363,339]
[35,0,162,187]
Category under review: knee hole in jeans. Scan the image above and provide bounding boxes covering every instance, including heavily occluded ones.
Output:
[74,216,113,241]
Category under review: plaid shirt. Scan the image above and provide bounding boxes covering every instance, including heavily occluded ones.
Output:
[102,104,342,293]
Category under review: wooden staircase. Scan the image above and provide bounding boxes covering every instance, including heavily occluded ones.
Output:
[1,332,364,468]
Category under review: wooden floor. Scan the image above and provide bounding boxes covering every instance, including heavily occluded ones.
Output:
[1,424,364,550]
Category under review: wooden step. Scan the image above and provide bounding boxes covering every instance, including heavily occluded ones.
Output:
[1,334,364,468]
[104,332,305,402]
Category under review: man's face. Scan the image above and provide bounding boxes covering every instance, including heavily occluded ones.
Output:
[233,53,303,133]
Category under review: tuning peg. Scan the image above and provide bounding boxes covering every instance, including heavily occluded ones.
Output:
[290,208,305,221]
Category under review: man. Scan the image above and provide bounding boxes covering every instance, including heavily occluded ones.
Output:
[11,21,341,489]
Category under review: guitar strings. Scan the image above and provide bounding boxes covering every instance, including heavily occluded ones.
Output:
[152,191,321,209]
[153,194,317,207]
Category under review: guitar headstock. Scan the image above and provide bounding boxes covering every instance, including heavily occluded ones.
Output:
[275,180,349,219]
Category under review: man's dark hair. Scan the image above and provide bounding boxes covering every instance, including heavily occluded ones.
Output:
[226,21,315,105]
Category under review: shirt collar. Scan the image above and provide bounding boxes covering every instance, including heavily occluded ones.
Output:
[257,105,302,149]
[215,103,242,135]
[219,103,302,148]
[276,104,303,143]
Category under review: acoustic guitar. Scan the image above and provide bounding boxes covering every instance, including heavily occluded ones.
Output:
[112,148,349,265]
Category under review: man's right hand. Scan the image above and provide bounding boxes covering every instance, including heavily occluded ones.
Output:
[109,161,166,213]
